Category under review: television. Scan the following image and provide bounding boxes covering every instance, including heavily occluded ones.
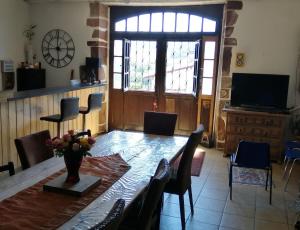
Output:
[230,73,289,111]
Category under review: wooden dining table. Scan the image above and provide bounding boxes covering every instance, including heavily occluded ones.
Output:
[0,130,188,229]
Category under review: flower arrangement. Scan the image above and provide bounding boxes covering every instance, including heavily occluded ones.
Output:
[46,130,96,157]
[23,24,37,41]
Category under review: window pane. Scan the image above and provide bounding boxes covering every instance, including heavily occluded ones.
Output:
[139,14,150,32]
[189,15,202,32]
[203,18,216,32]
[163,12,175,32]
[203,60,214,77]
[113,57,122,73]
[166,41,194,94]
[151,13,162,32]
[204,41,216,59]
[127,16,138,32]
[113,73,122,89]
[129,41,156,91]
[176,13,189,32]
[114,40,122,56]
[115,20,126,31]
[201,78,213,95]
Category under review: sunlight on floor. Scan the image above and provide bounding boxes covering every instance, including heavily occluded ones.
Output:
[161,147,300,230]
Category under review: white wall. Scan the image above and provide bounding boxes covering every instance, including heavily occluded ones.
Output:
[230,0,300,107]
[30,2,92,87]
[0,0,29,69]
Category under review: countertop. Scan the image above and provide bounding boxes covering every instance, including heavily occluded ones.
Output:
[6,82,107,101]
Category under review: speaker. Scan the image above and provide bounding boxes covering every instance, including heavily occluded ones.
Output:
[86,57,101,68]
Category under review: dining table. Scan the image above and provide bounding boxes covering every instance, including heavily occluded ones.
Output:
[0,130,188,229]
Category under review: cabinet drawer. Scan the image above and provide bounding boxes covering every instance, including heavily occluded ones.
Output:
[227,114,283,128]
[226,125,282,138]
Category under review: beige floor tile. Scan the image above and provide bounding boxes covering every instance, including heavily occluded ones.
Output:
[224,200,255,218]
[160,215,182,230]
[255,205,287,223]
[255,219,289,230]
[190,207,223,225]
[200,187,229,201]
[220,213,254,230]
[186,219,219,230]
[195,197,226,212]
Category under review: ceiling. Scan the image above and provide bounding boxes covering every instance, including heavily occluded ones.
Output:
[26,0,226,6]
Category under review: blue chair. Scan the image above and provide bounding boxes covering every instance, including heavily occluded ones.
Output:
[282,140,300,191]
[229,141,272,204]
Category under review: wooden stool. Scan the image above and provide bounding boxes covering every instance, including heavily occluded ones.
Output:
[79,93,102,130]
[40,97,79,137]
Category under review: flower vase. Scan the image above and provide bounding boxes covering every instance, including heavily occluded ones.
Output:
[24,41,34,65]
[64,152,83,184]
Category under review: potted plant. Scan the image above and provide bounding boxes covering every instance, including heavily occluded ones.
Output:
[46,130,96,183]
[23,24,37,65]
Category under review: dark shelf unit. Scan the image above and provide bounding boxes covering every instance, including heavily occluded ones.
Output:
[17,68,46,91]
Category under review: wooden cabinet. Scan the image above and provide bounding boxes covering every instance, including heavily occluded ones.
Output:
[224,108,289,161]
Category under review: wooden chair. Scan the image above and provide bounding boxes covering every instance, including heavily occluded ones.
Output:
[144,111,177,136]
[79,93,103,130]
[15,130,54,170]
[40,97,79,137]
[229,141,272,204]
[120,158,170,230]
[163,125,204,230]
[0,161,15,176]
[89,199,125,230]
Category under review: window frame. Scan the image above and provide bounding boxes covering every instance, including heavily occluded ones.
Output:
[110,5,223,96]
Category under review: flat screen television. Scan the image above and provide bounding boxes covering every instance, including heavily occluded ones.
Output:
[230,73,289,111]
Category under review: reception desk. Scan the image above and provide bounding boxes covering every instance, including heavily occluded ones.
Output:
[0,83,107,168]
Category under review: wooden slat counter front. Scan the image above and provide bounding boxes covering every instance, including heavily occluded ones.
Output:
[0,83,107,168]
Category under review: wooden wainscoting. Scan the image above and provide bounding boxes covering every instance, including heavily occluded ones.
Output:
[0,86,107,168]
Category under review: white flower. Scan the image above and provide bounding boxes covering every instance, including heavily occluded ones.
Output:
[72,143,80,152]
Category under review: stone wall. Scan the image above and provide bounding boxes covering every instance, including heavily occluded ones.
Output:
[215,0,243,150]
[87,2,109,82]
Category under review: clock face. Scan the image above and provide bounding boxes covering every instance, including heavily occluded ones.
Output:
[41,29,75,68]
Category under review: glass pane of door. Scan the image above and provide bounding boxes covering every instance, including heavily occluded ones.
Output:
[165,41,195,94]
[129,40,157,91]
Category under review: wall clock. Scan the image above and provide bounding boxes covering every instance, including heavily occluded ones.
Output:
[41,29,75,68]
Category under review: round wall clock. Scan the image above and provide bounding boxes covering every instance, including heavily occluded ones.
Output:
[41,29,75,68]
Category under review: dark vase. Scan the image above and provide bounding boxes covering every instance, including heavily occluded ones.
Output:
[64,152,83,184]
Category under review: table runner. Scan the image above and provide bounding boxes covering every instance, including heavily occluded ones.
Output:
[0,154,130,230]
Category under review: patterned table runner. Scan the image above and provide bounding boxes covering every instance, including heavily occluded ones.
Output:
[0,154,130,230]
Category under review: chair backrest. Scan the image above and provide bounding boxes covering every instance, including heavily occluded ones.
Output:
[0,162,15,176]
[15,130,53,170]
[176,125,204,192]
[87,93,102,113]
[61,97,79,121]
[235,141,271,169]
[144,111,177,136]
[89,199,125,230]
[137,158,170,230]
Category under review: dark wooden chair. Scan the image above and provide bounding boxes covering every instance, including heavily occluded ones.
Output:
[40,97,79,137]
[120,158,170,230]
[79,93,103,130]
[144,111,177,136]
[229,141,272,204]
[15,130,54,170]
[163,125,204,230]
[89,199,125,230]
[0,161,15,176]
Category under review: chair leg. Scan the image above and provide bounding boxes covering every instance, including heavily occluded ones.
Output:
[179,195,186,230]
[229,164,233,200]
[284,159,298,191]
[57,122,61,138]
[188,185,194,215]
[282,159,291,179]
[266,170,269,191]
[82,114,86,131]
[269,168,272,205]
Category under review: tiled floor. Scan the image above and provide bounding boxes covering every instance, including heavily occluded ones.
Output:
[160,147,300,230]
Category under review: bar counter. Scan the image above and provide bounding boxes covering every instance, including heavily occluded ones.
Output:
[0,83,108,168]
